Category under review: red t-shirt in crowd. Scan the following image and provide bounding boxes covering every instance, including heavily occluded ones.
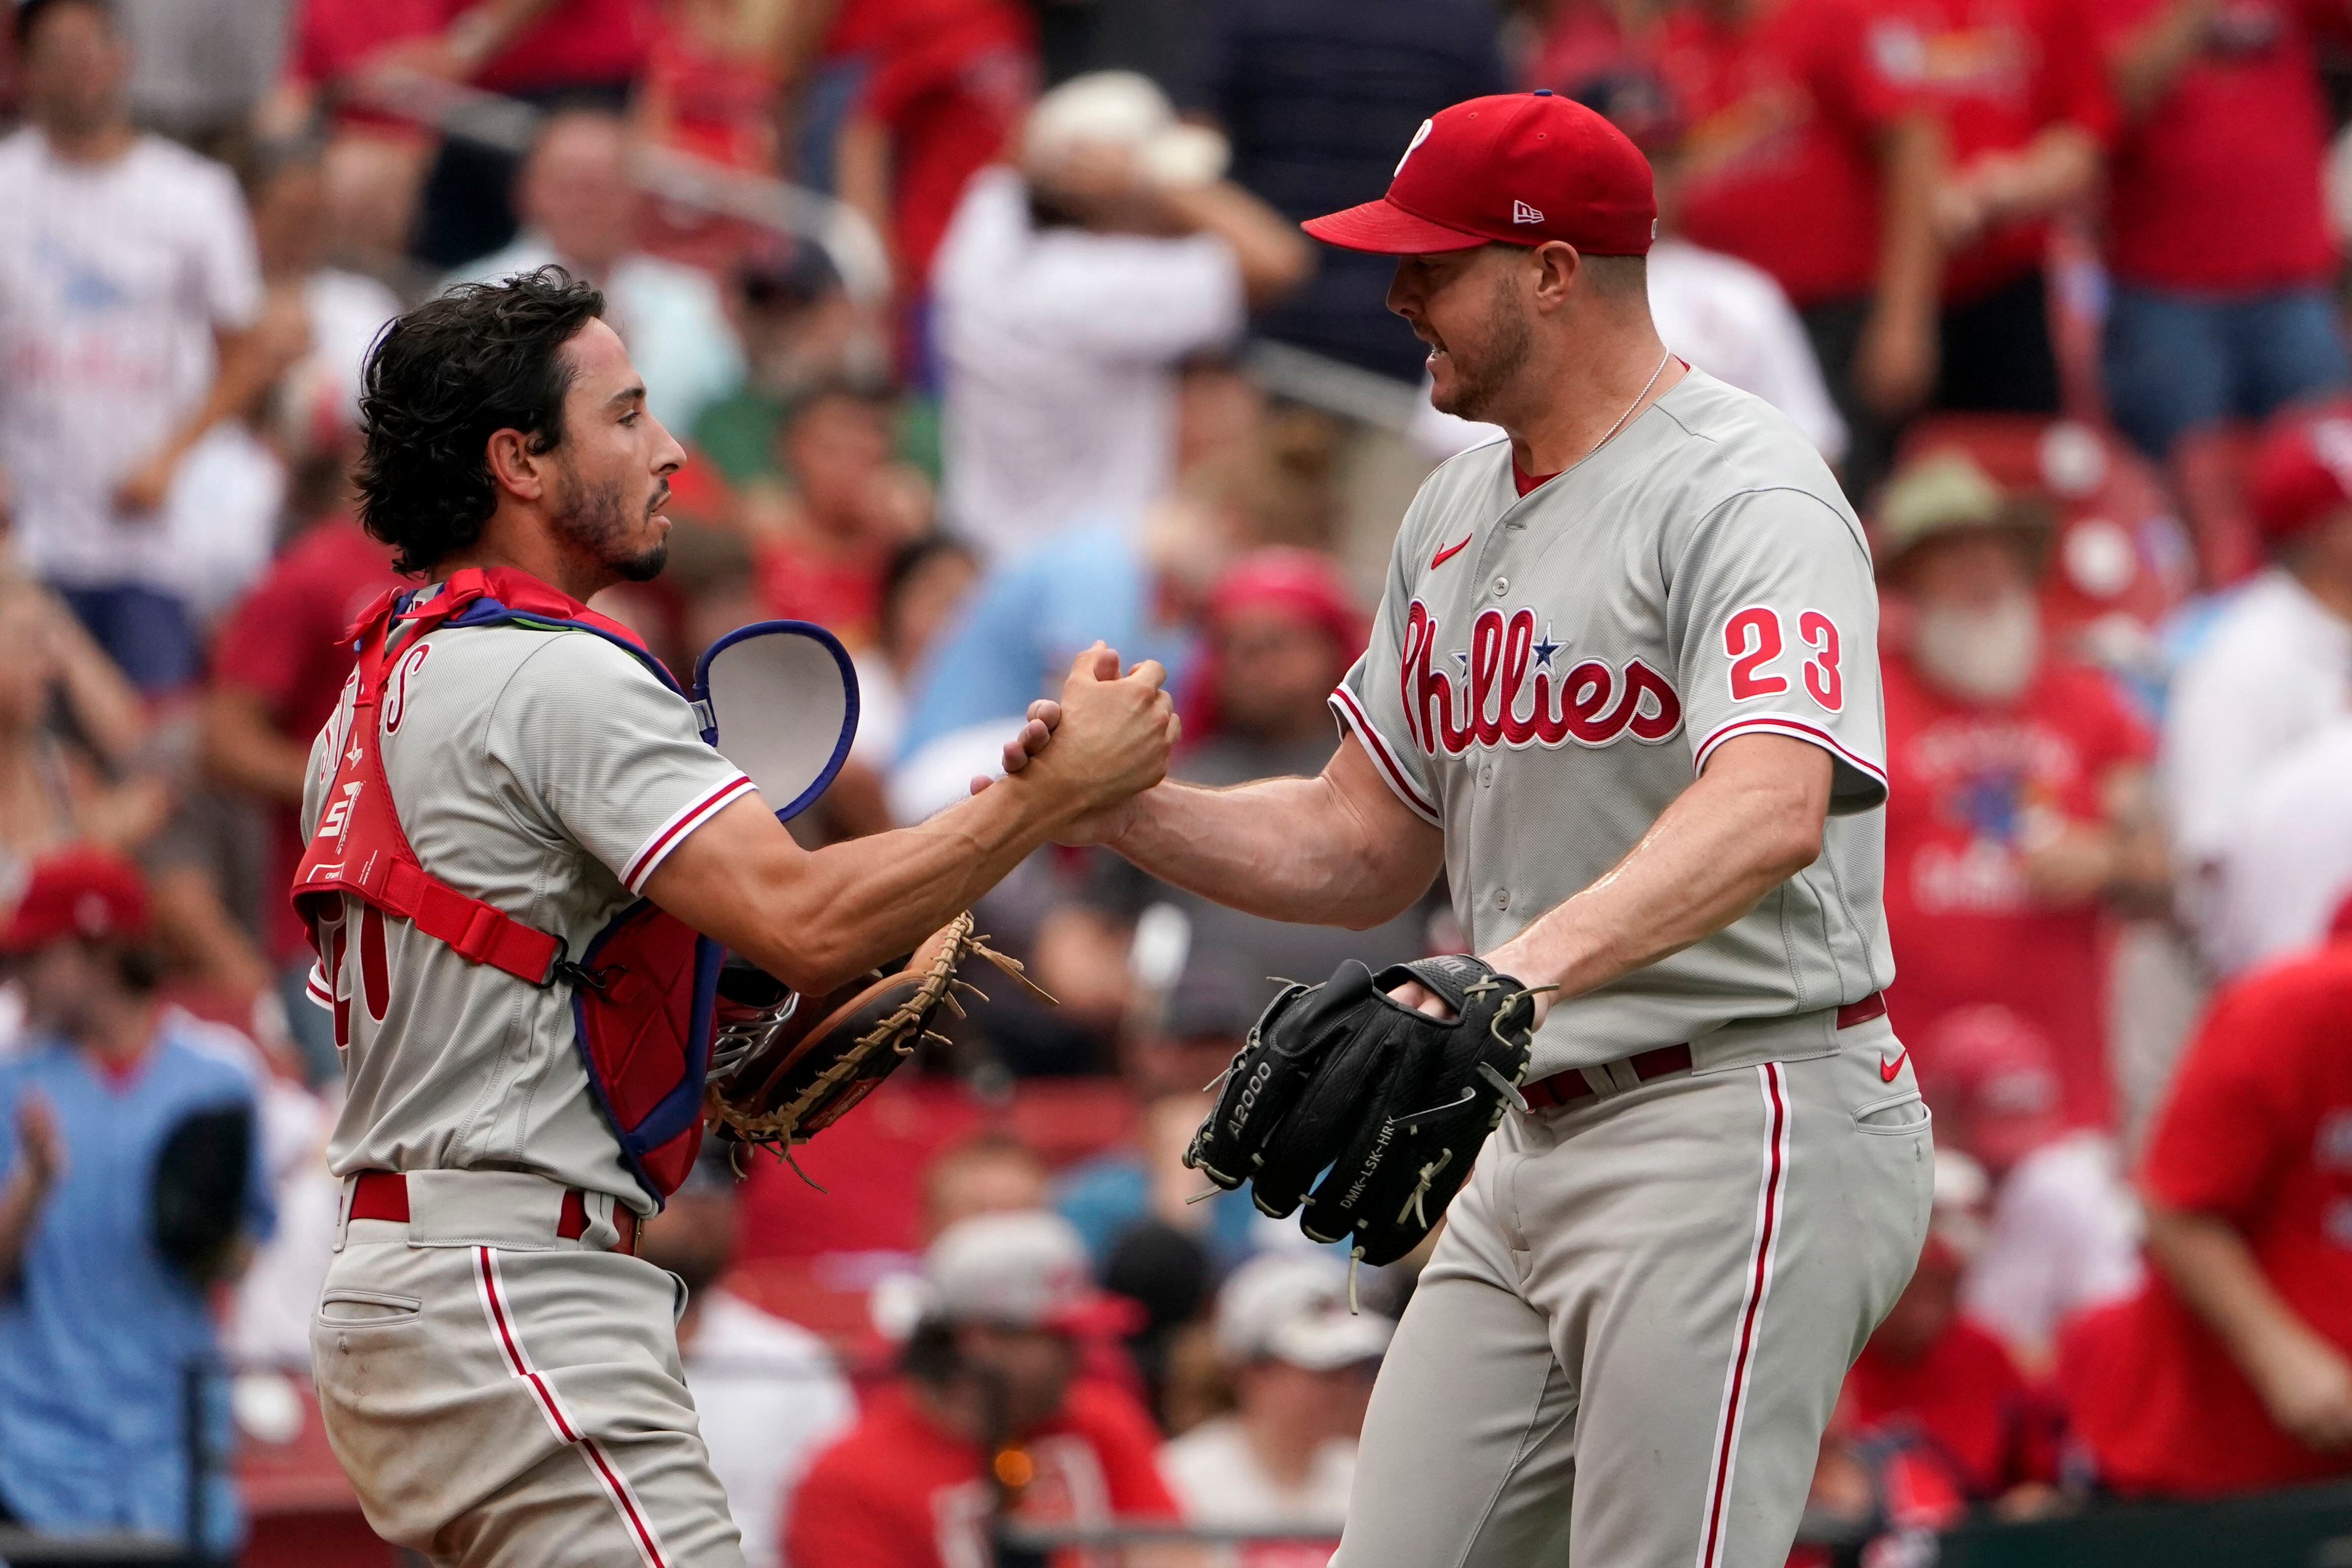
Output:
[290,0,650,97]
[471,0,651,93]
[2083,0,2338,290]
[1879,646,2151,1129]
[1650,0,1925,306]
[1878,0,2113,302]
[754,535,890,648]
[643,20,780,171]
[854,0,1038,294]
[288,0,438,88]
[1846,1317,2061,1499]
[785,1380,1179,1568]
[210,518,402,963]
[2063,942,2352,1496]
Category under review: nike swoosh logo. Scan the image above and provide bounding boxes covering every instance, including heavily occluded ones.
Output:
[1879,1047,1910,1084]
[1430,534,1473,569]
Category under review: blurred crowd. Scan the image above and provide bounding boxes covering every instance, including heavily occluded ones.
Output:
[2,0,2352,1561]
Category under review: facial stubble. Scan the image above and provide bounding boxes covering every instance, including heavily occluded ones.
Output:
[1435,267,1535,426]
[554,469,670,583]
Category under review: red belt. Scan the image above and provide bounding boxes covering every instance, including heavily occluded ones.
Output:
[348,1170,639,1255]
[1520,991,1888,1112]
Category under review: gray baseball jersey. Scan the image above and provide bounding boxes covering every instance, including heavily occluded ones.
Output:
[301,618,757,1216]
[1332,369,1893,1076]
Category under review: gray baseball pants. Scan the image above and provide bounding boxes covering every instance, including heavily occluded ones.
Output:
[1334,1026,1932,1568]
[311,1173,746,1567]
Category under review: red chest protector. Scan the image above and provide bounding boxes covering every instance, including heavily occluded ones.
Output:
[292,567,736,1204]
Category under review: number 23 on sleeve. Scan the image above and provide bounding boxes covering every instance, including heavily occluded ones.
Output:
[1723,607,1842,713]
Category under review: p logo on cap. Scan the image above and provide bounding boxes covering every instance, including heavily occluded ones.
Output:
[1395,119,1434,176]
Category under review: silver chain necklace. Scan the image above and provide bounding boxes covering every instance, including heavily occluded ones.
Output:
[1590,348,1673,455]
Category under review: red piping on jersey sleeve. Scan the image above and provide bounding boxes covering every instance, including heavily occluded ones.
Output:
[620,775,758,892]
[1693,713,1888,789]
[1329,686,1442,826]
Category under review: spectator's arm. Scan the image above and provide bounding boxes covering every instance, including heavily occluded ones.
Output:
[441,0,564,75]
[0,1094,62,1289]
[835,112,897,286]
[203,684,316,805]
[1941,124,2101,247]
[1157,180,1313,310]
[2108,0,2221,121]
[18,585,146,767]
[2017,760,2169,912]
[352,0,561,84]
[113,293,309,518]
[771,0,845,93]
[2142,1197,2352,1451]
[1853,112,1945,419]
[2100,758,2172,911]
[149,864,277,1004]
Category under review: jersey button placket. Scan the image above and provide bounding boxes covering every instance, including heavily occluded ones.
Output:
[1492,575,1510,598]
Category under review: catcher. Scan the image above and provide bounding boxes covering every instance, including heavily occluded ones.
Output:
[295,268,1174,1568]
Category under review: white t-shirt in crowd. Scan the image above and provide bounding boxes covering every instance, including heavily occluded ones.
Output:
[1646,241,1847,464]
[2163,570,2352,884]
[0,129,262,592]
[681,1289,856,1568]
[300,266,402,428]
[849,650,907,772]
[1162,1415,1355,1528]
[2209,718,2352,976]
[163,422,284,623]
[1410,239,1848,466]
[1958,1132,2143,1360]
[934,168,1244,559]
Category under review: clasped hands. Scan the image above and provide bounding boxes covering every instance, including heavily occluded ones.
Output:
[972,643,1179,827]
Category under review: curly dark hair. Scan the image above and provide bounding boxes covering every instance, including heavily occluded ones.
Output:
[354,267,607,575]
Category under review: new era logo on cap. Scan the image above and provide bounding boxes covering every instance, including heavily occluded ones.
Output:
[1512,200,1545,224]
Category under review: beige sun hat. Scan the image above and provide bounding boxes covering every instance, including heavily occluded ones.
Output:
[1871,450,2053,577]
[1022,71,1230,190]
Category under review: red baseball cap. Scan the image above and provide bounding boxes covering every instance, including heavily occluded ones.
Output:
[0,849,151,956]
[1302,90,1656,257]
[2249,400,2352,543]
[1914,1005,2066,1174]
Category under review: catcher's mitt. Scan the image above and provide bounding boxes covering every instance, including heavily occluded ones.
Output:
[1186,954,1541,1267]
[704,913,1049,1158]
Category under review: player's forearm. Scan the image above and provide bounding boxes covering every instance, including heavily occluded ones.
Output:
[2144,1200,2327,1393]
[1109,770,1435,931]
[674,780,1079,994]
[1487,736,1829,1007]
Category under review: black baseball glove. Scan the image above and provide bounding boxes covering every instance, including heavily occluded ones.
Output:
[1185,954,1542,1267]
